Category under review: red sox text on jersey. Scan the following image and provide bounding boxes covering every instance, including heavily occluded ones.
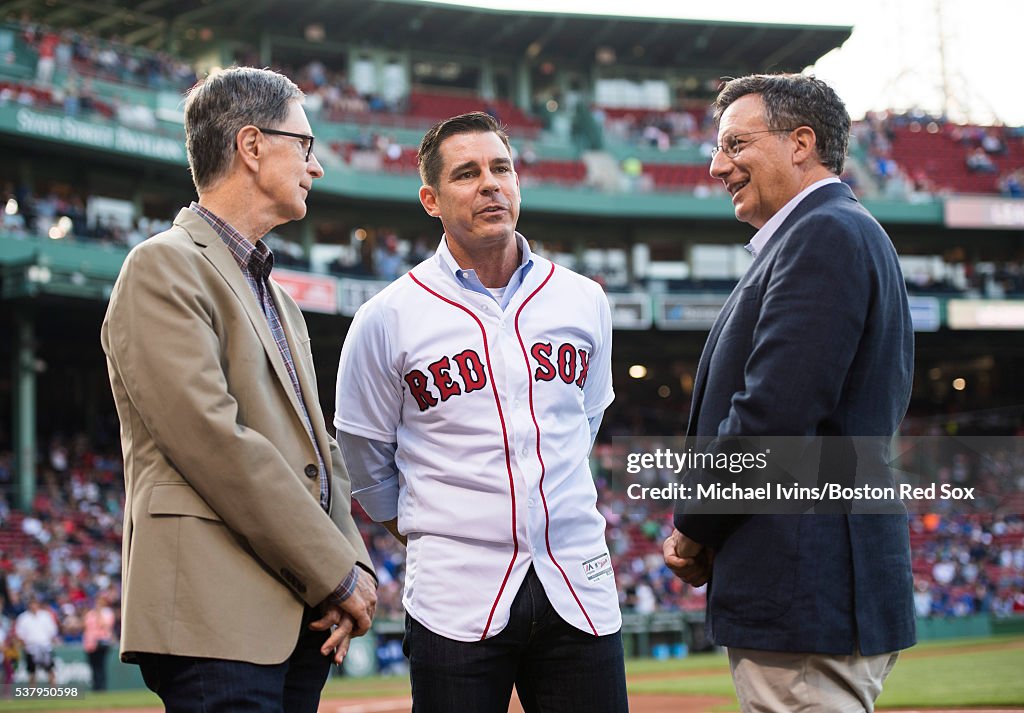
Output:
[403,343,590,411]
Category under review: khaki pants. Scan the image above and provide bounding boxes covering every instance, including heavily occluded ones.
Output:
[728,647,899,712]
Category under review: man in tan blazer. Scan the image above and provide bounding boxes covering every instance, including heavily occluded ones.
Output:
[101,66,376,713]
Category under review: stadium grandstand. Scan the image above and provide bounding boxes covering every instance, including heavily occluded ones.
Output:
[1,0,1023,691]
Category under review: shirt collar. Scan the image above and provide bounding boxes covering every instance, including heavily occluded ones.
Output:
[435,232,533,278]
[745,176,841,257]
[190,201,274,279]
[433,232,535,309]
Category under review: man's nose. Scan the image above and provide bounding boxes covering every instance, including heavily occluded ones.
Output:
[309,152,324,179]
[479,169,501,192]
[709,150,730,180]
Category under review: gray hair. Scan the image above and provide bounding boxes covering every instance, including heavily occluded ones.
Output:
[184,66,304,192]
[713,74,850,175]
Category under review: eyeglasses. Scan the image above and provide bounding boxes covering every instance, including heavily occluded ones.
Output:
[256,127,315,162]
[710,128,799,160]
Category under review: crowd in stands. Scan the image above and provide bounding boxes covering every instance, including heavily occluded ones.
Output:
[0,15,197,135]
[267,59,403,121]
[858,109,1024,198]
[14,16,197,92]
[0,185,171,247]
[597,105,717,152]
[0,436,124,682]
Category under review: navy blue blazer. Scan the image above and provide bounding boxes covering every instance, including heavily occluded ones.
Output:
[674,182,916,656]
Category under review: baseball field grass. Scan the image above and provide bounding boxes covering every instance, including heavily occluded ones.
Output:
[0,634,1021,712]
[624,634,1024,709]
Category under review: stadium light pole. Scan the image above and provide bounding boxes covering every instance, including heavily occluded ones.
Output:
[12,311,36,511]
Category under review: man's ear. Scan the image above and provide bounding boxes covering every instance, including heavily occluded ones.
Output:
[419,184,441,218]
[791,126,818,166]
[236,125,263,173]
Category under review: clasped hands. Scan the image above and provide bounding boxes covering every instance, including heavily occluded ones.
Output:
[309,568,378,664]
[662,528,714,587]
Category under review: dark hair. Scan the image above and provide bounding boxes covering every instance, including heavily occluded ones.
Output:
[713,74,850,175]
[184,66,303,192]
[417,112,512,189]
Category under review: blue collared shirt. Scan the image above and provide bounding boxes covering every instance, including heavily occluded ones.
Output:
[434,232,534,310]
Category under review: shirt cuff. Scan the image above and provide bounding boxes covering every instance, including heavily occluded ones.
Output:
[353,474,400,522]
[329,566,360,604]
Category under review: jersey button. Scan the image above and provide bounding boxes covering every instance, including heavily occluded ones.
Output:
[304,464,318,479]
[528,498,536,507]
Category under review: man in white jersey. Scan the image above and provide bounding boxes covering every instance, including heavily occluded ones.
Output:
[335,112,628,713]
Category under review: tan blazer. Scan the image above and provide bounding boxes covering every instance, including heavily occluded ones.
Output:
[101,208,373,665]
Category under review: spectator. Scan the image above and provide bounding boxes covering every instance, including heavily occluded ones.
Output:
[373,233,402,280]
[966,147,998,174]
[2,627,19,687]
[14,598,58,687]
[981,131,1007,155]
[999,170,1023,198]
[81,594,115,691]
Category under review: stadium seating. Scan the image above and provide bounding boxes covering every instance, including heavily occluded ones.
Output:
[407,88,541,135]
[889,124,1024,194]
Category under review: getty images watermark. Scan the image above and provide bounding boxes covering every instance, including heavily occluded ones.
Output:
[607,436,1012,515]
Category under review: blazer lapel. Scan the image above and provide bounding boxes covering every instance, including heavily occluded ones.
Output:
[687,284,744,436]
[176,209,309,426]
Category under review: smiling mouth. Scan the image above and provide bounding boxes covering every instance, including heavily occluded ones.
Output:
[479,205,507,215]
[728,181,749,197]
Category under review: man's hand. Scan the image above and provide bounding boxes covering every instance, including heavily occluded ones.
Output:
[310,570,378,663]
[309,607,356,664]
[340,568,377,636]
[663,528,714,587]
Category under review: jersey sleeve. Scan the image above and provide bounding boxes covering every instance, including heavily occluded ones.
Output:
[334,300,404,442]
[337,432,400,522]
[583,281,615,419]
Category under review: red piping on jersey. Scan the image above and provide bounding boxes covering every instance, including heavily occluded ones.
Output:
[408,270,518,640]
[514,263,599,636]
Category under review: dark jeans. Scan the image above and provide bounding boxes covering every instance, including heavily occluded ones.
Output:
[405,566,629,713]
[137,607,331,713]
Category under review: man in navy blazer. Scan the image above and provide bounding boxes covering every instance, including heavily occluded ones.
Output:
[663,74,915,711]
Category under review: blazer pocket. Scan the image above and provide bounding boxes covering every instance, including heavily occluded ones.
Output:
[148,482,222,522]
[711,515,798,622]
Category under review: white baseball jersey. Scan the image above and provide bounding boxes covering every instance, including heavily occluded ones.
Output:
[335,236,620,642]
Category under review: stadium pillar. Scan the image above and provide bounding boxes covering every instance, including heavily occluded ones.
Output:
[516,62,531,114]
[480,58,495,100]
[300,220,315,260]
[12,311,36,511]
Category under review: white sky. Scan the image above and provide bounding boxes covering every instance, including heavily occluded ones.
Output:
[428,0,1020,125]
